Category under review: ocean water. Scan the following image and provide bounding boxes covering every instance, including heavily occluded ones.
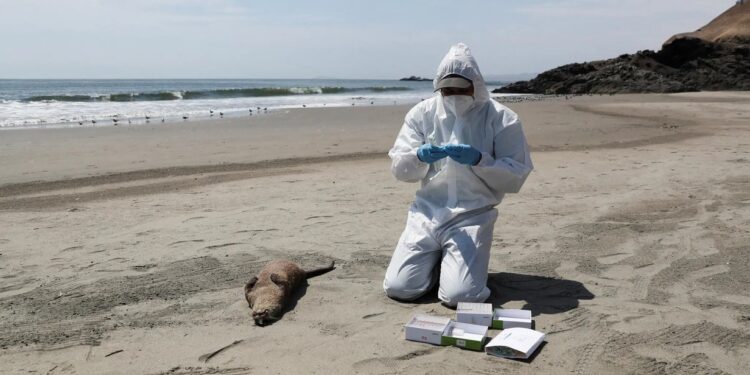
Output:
[0,79,510,129]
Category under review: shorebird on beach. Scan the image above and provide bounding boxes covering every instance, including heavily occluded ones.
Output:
[91,120,97,124]
[78,121,83,125]
[161,118,165,123]
[112,118,119,125]
[220,112,224,117]
[182,115,189,120]
[209,109,214,116]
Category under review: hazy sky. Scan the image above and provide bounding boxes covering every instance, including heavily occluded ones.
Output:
[0,0,734,79]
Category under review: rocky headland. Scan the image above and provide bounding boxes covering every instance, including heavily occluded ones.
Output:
[496,2,750,94]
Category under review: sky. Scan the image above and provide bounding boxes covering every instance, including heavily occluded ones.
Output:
[0,0,735,79]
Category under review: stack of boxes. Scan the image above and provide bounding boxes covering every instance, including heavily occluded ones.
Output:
[404,303,545,359]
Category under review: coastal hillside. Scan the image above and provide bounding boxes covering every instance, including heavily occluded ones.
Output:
[496,2,750,94]
[667,1,750,45]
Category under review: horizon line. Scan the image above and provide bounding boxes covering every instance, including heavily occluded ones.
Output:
[0,74,533,81]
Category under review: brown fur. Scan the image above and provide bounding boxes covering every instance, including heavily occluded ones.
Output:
[244,260,334,325]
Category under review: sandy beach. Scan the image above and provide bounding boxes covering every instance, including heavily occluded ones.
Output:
[1,92,749,374]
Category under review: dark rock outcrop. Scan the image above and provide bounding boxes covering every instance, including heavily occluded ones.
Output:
[399,76,432,81]
[495,3,750,94]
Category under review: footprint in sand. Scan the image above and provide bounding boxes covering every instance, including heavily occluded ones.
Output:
[60,246,83,252]
[204,242,244,250]
[182,216,206,223]
[135,230,158,237]
[352,347,439,373]
[168,239,205,247]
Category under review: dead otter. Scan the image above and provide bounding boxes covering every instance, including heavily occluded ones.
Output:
[244,260,335,326]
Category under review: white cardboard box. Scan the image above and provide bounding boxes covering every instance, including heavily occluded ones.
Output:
[485,328,545,359]
[456,302,493,326]
[492,309,533,329]
[441,321,489,351]
[404,314,451,346]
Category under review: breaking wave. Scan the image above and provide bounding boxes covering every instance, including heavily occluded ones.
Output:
[21,86,412,102]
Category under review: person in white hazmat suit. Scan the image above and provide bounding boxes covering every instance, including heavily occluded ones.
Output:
[383,43,533,307]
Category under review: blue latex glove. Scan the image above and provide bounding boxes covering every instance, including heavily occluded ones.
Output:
[444,144,482,166]
[417,144,448,164]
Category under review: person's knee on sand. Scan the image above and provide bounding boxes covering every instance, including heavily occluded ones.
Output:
[383,264,439,301]
[383,277,429,301]
[438,283,490,307]
[384,269,490,306]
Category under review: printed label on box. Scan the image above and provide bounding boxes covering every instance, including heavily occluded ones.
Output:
[440,321,488,351]
[456,302,493,327]
[404,314,451,346]
[485,328,545,359]
[492,309,532,330]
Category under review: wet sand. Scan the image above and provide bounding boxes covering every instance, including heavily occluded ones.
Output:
[1,93,749,374]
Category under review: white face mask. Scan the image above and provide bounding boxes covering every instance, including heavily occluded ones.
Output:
[443,95,474,116]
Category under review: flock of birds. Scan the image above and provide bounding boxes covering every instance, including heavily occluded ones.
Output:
[75,99,383,127]
[77,106,272,126]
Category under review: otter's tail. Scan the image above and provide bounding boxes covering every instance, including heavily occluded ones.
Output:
[305,261,335,279]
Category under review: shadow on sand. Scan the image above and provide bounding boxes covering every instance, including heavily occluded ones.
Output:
[486,272,595,316]
[407,272,595,316]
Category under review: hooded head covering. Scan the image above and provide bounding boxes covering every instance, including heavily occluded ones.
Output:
[433,43,490,106]
[427,43,491,152]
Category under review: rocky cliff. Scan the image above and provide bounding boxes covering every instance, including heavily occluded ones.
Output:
[495,3,750,94]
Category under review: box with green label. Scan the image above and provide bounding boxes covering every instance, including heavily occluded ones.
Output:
[492,309,532,329]
[404,314,488,351]
[440,321,489,351]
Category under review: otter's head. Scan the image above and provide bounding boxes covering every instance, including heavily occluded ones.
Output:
[250,290,284,325]
[244,274,287,326]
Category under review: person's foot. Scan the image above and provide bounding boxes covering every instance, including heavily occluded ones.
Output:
[440,301,457,310]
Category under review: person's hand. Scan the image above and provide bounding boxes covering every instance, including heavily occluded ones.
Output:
[443,144,482,165]
[417,144,448,164]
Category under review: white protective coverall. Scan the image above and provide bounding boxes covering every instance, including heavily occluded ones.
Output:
[383,43,533,306]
